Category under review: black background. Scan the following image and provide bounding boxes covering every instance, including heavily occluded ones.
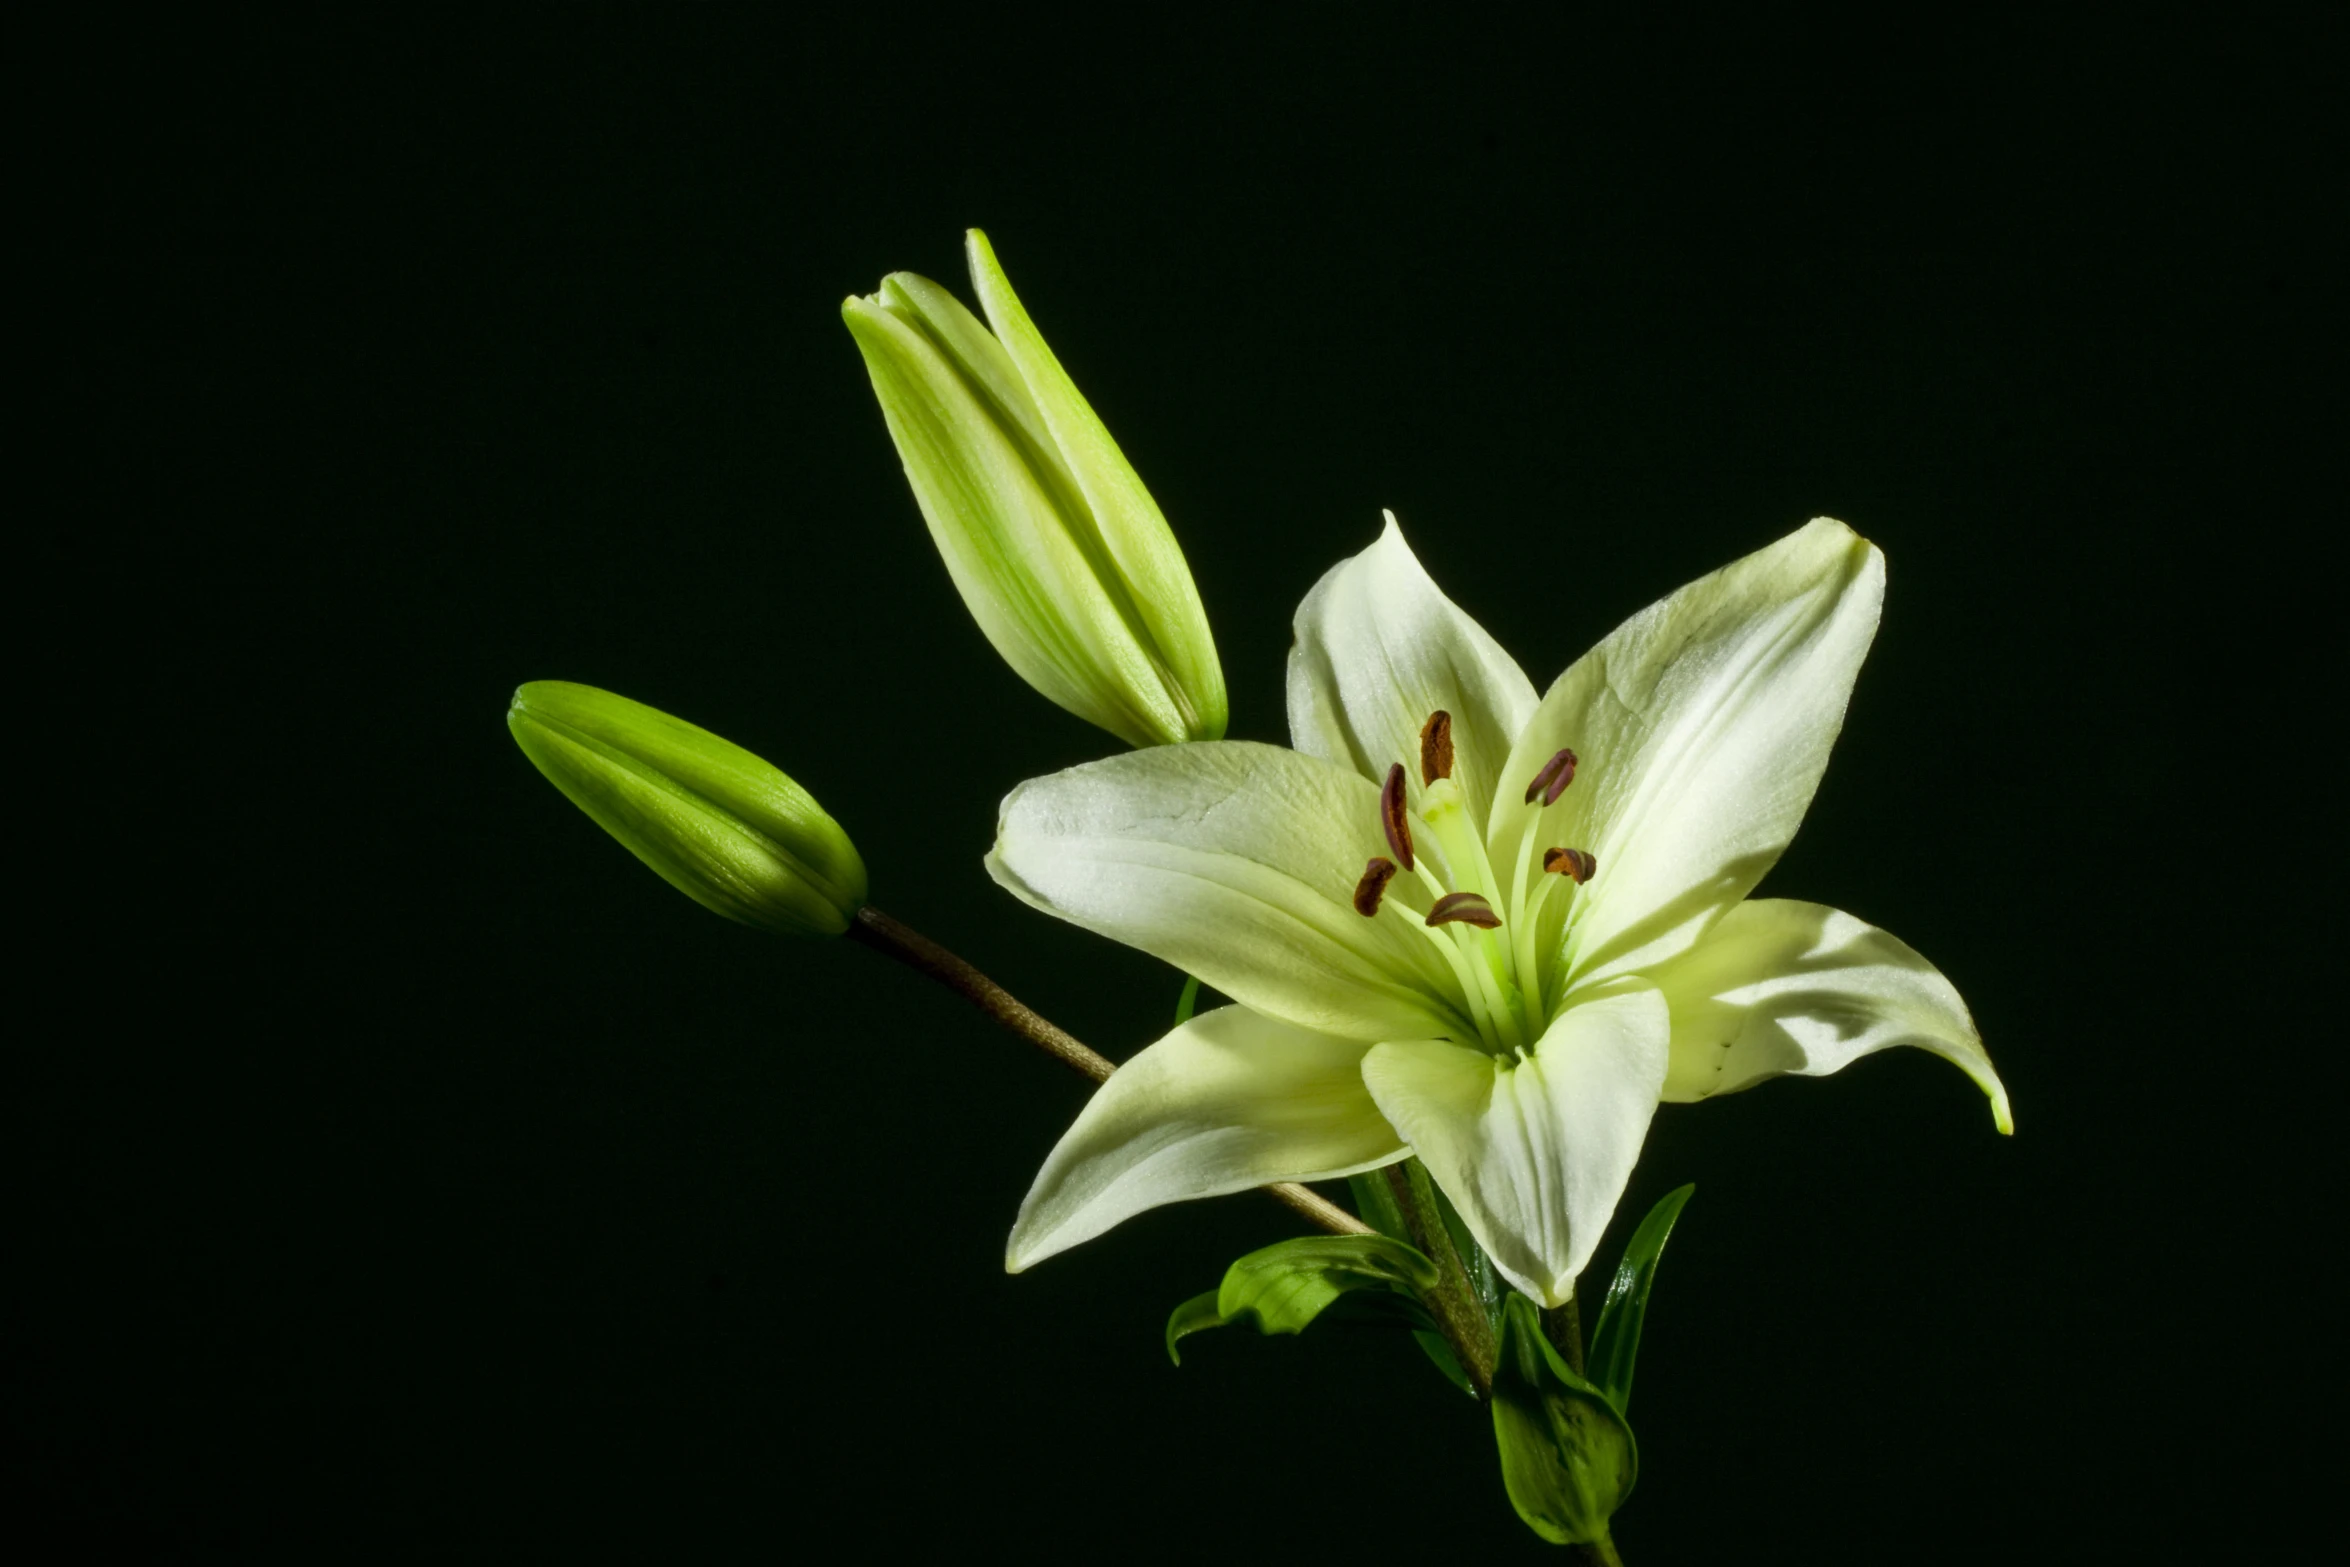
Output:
[32,10,2331,1560]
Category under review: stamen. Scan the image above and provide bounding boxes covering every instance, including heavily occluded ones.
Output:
[1379,763,1415,871]
[1426,891,1503,929]
[1543,847,1597,883]
[1353,856,1399,917]
[1523,747,1579,805]
[1419,710,1455,785]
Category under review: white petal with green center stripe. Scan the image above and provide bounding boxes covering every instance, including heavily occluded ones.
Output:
[1649,898,2011,1131]
[1361,985,1671,1307]
[987,742,1475,1043]
[1288,512,1538,839]
[1487,519,1885,998]
[1006,1005,1407,1271]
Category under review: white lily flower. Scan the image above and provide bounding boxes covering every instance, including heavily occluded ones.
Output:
[989,516,2010,1307]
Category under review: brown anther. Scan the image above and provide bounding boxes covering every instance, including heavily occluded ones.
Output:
[1543,847,1597,883]
[1379,763,1416,871]
[1419,710,1455,785]
[1353,857,1399,917]
[1425,891,1503,929]
[1523,747,1580,806]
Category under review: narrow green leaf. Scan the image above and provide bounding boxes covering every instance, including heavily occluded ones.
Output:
[1165,1290,1226,1365]
[1491,1295,1638,1547]
[1586,1184,1694,1412]
[1424,1168,1503,1333]
[1412,1330,1478,1397]
[1347,1172,1410,1241]
[1173,973,1201,1025]
[1349,1170,1482,1395]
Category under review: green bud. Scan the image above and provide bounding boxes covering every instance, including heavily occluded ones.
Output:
[507,681,867,937]
[1491,1296,1638,1547]
[842,229,1227,749]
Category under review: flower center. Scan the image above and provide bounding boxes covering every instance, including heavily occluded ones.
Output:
[1349,711,1599,1055]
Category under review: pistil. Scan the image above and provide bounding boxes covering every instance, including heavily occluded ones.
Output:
[1358,719,1600,1056]
[1411,757,1529,1052]
[1507,745,1590,1033]
[1516,844,1600,1019]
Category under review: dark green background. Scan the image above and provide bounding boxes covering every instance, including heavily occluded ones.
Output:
[34,10,2326,1559]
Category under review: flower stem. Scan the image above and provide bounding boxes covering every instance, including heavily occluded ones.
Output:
[1383,1160,1496,1398]
[1542,1295,1587,1377]
[846,906,1368,1238]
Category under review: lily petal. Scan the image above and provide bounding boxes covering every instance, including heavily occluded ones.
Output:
[1288,512,1539,838]
[1361,986,1670,1307]
[1007,1006,1406,1271]
[1652,899,2011,1132]
[1493,518,1885,993]
[988,741,1474,1042]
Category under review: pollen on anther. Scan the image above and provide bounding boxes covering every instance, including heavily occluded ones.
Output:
[1524,747,1579,806]
[1353,857,1399,917]
[1426,891,1502,929]
[1419,710,1455,785]
[1543,847,1597,883]
[1379,763,1416,870]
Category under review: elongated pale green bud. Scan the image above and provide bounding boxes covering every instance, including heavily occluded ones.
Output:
[842,229,1227,748]
[507,681,867,937]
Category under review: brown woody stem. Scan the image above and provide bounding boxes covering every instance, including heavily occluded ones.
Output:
[845,906,1368,1238]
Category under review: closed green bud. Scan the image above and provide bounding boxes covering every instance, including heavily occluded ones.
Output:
[842,229,1227,749]
[507,681,867,937]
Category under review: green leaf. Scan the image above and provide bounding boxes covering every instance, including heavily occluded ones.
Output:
[1173,973,1201,1025]
[1586,1184,1694,1412]
[1220,1234,1437,1332]
[1164,1290,1226,1365]
[1491,1295,1638,1547]
[1162,1233,1438,1364]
